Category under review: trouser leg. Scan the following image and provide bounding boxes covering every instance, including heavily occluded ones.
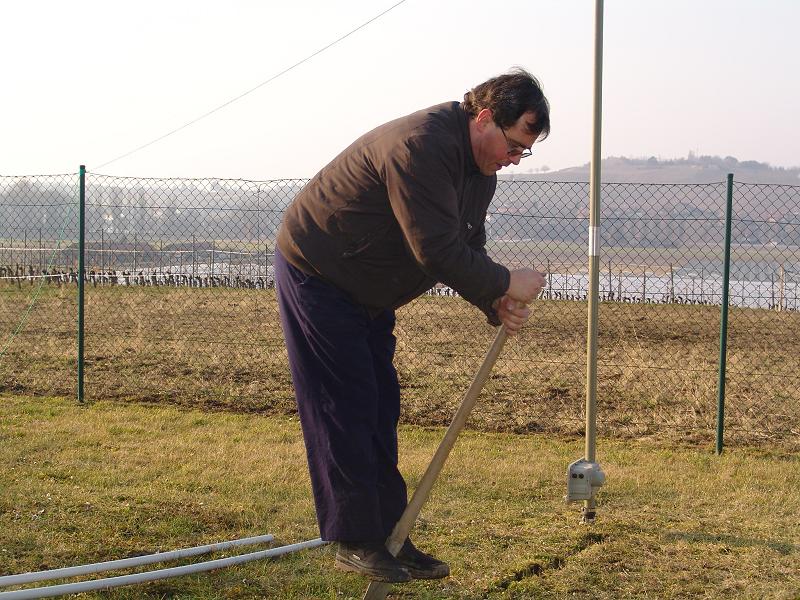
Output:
[367,310,408,539]
[275,249,406,542]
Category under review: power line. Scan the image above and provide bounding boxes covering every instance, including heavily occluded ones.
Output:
[92,0,408,171]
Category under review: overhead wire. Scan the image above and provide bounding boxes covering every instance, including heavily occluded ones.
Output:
[92,0,408,171]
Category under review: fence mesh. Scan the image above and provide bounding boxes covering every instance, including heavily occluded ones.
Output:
[724,182,800,441]
[0,174,78,398]
[1,172,798,446]
[81,175,295,413]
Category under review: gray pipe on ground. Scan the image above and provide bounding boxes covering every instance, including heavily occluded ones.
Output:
[0,533,275,588]
[0,538,326,600]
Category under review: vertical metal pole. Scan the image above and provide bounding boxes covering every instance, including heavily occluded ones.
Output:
[583,0,603,523]
[211,239,216,277]
[670,264,675,302]
[701,267,705,303]
[716,173,734,455]
[770,272,775,310]
[641,267,646,303]
[78,166,86,404]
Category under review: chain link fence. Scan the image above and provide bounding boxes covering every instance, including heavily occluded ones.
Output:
[1,172,798,446]
[0,174,79,398]
[723,182,800,442]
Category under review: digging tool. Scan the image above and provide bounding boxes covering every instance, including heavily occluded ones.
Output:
[362,325,509,600]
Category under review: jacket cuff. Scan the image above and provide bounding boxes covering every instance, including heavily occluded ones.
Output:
[480,297,503,327]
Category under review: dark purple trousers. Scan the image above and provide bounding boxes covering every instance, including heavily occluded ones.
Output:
[274,249,408,542]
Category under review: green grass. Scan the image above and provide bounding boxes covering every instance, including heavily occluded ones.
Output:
[1,395,798,599]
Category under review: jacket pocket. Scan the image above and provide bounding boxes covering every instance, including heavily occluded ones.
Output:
[341,226,385,259]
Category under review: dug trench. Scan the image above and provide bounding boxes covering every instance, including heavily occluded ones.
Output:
[487,531,606,592]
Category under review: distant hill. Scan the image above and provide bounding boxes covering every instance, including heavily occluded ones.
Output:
[491,154,800,248]
[503,154,800,185]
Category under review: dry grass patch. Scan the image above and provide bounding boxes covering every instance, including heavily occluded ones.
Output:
[2,284,799,446]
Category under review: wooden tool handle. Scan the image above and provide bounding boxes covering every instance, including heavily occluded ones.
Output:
[363,326,509,600]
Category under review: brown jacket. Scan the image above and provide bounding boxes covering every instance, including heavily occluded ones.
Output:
[276,101,510,322]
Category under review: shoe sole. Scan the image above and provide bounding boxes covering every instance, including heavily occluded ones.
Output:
[334,556,411,583]
[404,564,450,580]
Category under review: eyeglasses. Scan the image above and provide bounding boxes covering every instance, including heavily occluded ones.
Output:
[499,127,532,159]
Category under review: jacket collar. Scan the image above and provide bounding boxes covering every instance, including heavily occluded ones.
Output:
[457,102,483,176]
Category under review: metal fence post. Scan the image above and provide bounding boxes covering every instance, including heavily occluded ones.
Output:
[716,173,734,454]
[78,166,86,404]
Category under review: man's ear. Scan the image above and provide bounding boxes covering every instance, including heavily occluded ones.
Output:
[475,108,494,131]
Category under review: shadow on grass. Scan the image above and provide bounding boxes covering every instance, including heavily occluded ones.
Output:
[664,531,796,555]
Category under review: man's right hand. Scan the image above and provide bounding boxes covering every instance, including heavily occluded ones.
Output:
[493,295,531,335]
[507,268,546,304]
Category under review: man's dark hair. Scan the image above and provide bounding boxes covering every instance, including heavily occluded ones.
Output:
[462,68,550,141]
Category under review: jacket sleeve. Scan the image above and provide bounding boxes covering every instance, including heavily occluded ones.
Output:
[381,133,509,318]
[467,221,503,326]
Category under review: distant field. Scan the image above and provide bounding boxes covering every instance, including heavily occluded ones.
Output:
[1,396,798,599]
[3,236,797,270]
[1,284,798,447]
[486,238,798,263]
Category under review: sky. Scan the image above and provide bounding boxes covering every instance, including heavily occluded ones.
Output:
[2,0,798,180]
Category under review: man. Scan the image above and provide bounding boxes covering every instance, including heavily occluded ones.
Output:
[275,69,549,583]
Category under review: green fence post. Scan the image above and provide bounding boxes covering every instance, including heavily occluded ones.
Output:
[78,165,86,403]
[716,173,733,454]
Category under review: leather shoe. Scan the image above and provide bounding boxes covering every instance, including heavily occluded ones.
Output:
[396,538,450,579]
[335,541,411,583]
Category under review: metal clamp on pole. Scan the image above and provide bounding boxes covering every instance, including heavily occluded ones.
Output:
[564,458,605,521]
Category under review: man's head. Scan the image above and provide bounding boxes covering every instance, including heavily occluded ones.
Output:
[463,68,550,176]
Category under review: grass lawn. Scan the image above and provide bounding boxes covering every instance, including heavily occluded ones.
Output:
[1,395,798,599]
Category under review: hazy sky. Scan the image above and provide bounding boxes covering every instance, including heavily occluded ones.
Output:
[2,0,798,180]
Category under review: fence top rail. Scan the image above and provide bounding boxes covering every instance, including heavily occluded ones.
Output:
[1,172,799,191]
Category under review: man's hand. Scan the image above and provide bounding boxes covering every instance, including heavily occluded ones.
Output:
[507,268,546,304]
[493,295,531,335]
